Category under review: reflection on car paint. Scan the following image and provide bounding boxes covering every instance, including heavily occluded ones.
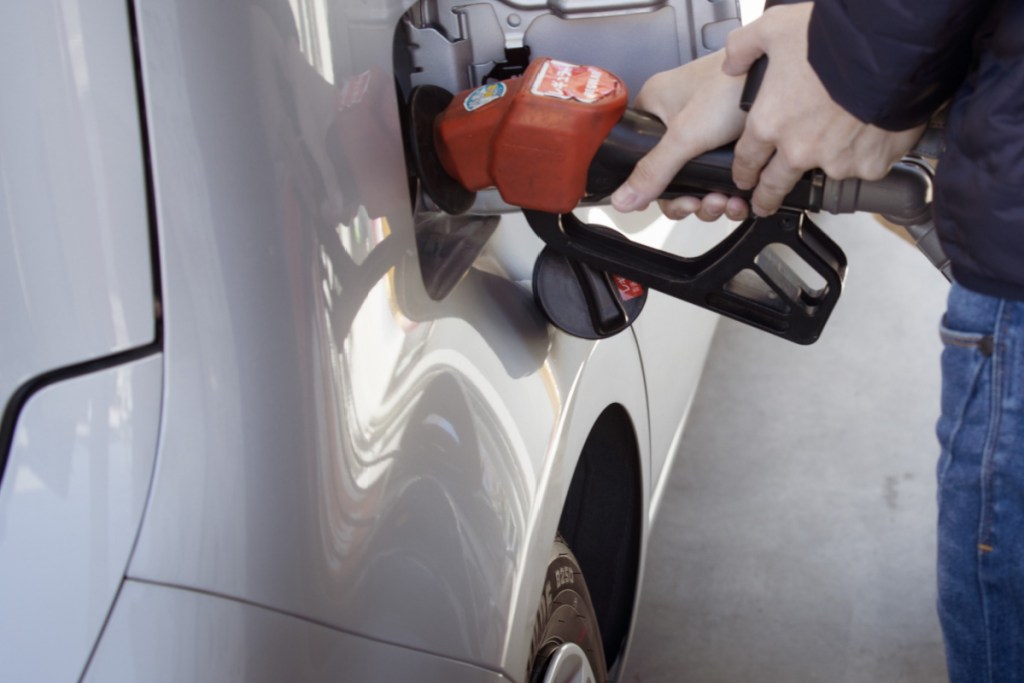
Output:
[1,0,723,679]
[127,0,551,668]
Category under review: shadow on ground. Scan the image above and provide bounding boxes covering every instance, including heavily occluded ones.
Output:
[624,214,950,683]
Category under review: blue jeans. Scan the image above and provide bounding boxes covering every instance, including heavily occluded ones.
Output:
[937,282,1024,682]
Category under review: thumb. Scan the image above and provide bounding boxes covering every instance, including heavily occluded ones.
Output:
[610,127,701,213]
[721,23,766,77]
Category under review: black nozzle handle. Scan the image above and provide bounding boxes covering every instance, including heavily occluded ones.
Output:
[524,208,847,344]
[739,0,783,111]
[740,56,767,112]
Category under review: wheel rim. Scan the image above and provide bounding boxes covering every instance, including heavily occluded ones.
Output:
[539,643,597,683]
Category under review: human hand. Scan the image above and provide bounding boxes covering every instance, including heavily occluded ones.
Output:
[723,2,924,216]
[610,50,749,220]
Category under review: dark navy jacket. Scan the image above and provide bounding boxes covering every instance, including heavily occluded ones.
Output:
[800,0,1024,299]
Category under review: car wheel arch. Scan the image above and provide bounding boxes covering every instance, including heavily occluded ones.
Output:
[557,402,644,674]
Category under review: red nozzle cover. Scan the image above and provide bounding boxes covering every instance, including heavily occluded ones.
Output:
[434,58,628,214]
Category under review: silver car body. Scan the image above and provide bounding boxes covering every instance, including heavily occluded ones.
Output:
[0,0,734,680]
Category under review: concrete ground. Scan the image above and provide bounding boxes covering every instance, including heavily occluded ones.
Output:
[624,214,951,682]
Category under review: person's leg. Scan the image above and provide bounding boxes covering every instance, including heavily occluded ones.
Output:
[936,283,1024,682]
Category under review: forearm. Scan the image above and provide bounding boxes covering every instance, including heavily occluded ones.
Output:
[806,0,994,129]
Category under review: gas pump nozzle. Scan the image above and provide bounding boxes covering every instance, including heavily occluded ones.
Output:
[589,109,951,279]
[408,57,944,344]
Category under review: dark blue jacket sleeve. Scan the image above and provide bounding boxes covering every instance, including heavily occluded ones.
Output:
[804,0,995,130]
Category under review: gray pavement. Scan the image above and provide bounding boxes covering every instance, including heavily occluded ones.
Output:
[624,214,951,682]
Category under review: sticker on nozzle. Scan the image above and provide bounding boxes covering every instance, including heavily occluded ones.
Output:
[531,59,619,104]
[613,275,644,302]
[464,82,507,112]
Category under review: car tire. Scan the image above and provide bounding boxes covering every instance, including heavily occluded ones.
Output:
[526,535,608,683]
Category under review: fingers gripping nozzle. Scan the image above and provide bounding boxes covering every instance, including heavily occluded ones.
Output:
[408,57,937,344]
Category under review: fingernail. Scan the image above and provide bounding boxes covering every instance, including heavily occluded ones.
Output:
[611,185,641,212]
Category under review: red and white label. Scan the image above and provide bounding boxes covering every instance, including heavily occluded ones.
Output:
[530,59,618,104]
[338,70,372,110]
[613,275,644,302]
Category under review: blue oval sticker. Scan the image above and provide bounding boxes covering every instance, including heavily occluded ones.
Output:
[464,82,507,112]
